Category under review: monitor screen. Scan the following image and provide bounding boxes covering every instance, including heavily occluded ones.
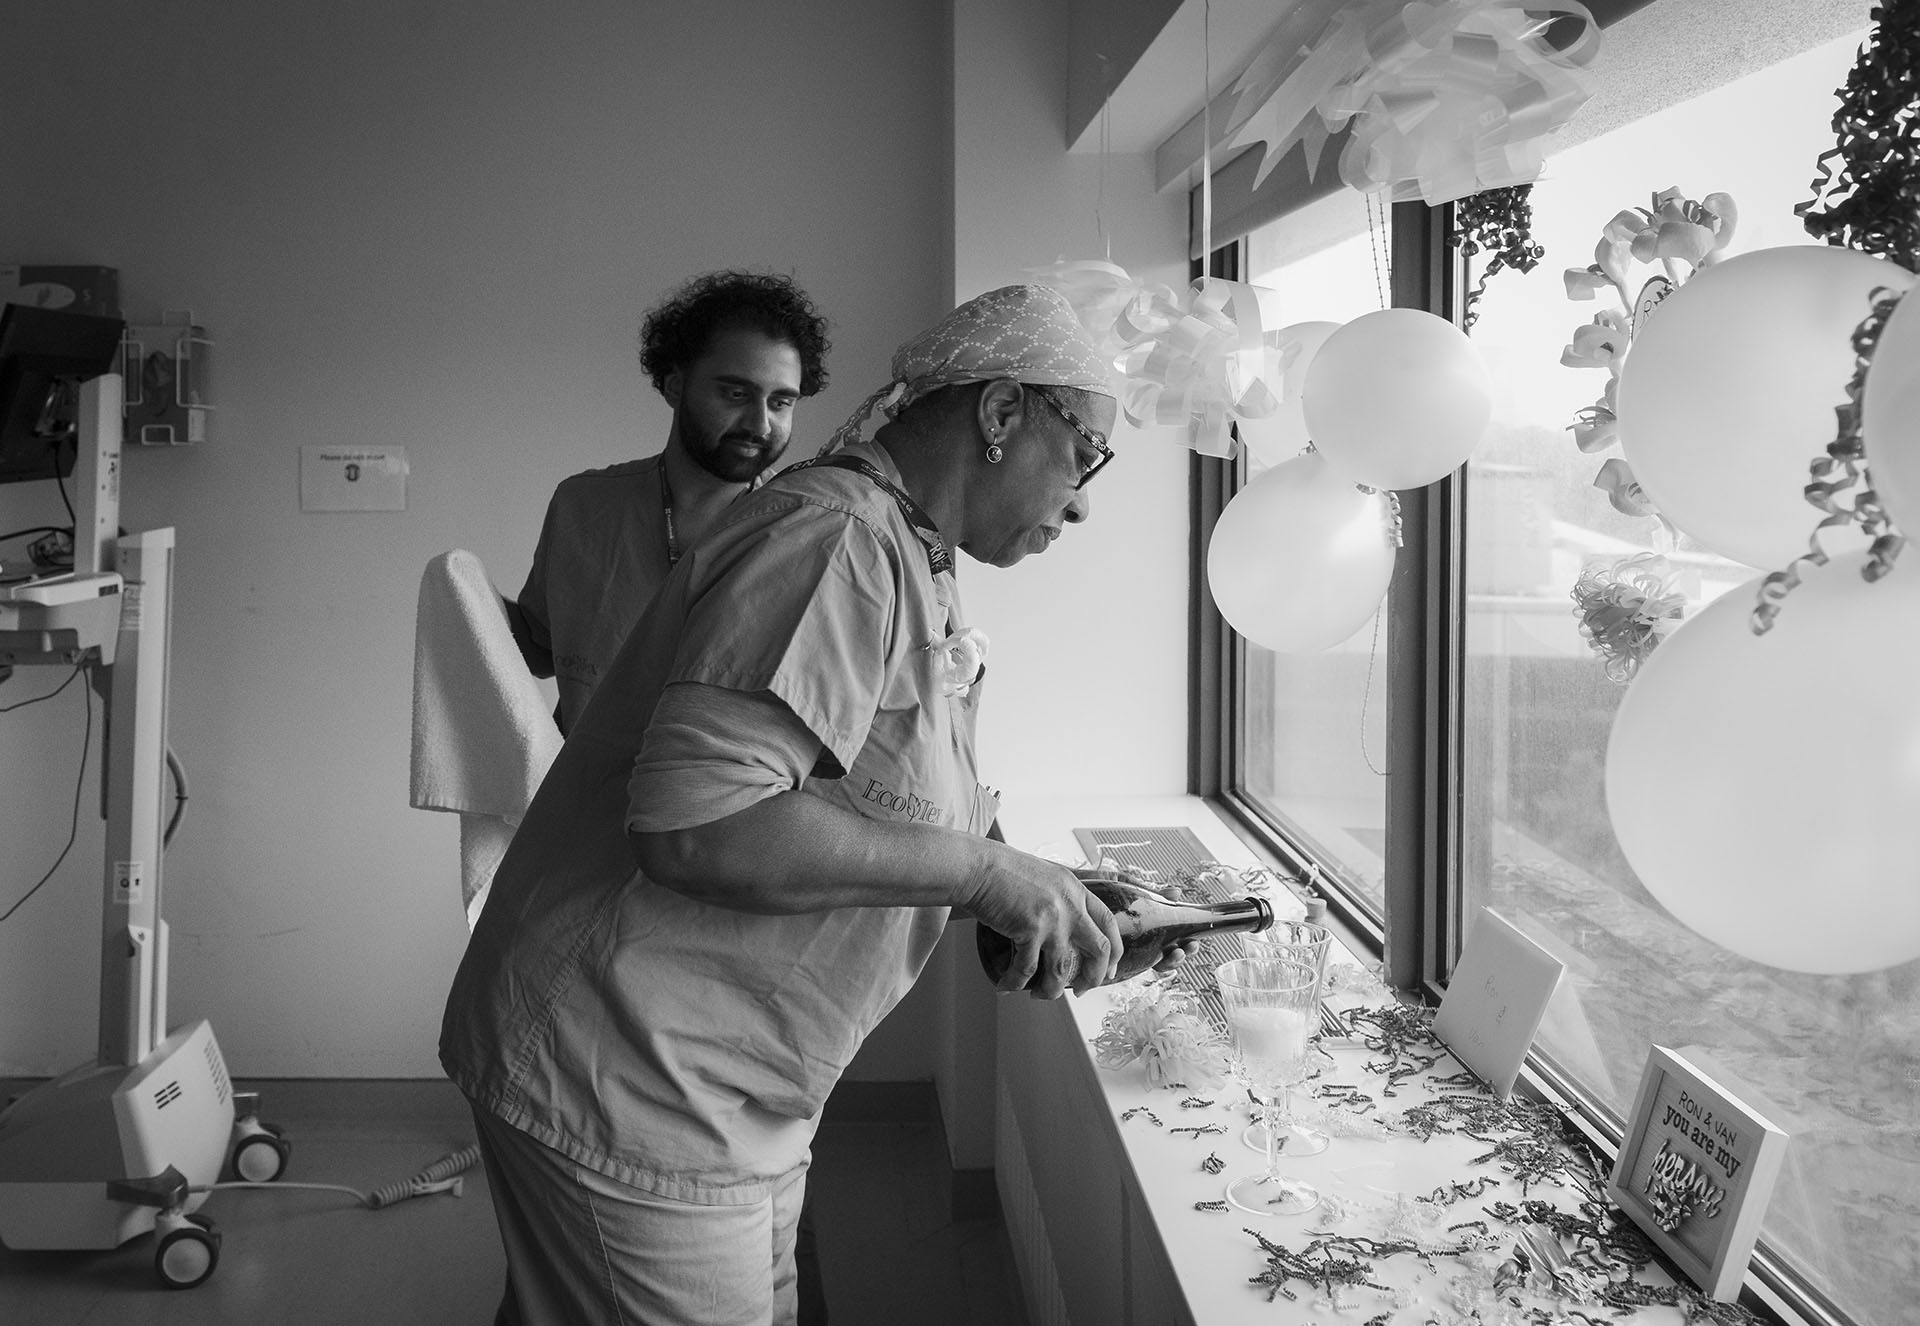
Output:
[0,302,127,485]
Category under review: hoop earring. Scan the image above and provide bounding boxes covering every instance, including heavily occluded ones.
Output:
[986,443,1004,464]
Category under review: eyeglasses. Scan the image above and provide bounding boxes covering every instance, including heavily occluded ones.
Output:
[1031,386,1114,489]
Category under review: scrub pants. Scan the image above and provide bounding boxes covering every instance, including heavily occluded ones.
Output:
[471,1106,808,1325]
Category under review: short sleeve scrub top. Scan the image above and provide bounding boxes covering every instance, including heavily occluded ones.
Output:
[441,441,998,1206]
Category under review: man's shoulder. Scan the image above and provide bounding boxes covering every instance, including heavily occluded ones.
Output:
[559,456,661,488]
[546,456,662,513]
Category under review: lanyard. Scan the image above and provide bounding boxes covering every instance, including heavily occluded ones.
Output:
[779,454,952,577]
[657,462,682,566]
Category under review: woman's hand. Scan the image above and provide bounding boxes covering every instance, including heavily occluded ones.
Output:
[1151,941,1202,974]
[964,850,1125,999]
[1079,866,1198,976]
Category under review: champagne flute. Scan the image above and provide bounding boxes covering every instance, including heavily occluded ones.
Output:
[1216,957,1321,1218]
[1241,920,1334,1156]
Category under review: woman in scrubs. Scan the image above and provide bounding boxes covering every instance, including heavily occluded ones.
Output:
[442,284,1131,1325]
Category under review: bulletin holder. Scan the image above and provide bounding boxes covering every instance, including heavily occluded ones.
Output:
[1607,1045,1790,1300]
[121,310,213,445]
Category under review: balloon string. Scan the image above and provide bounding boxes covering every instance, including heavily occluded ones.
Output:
[1201,0,1214,263]
[1360,603,1389,777]
[1366,192,1390,309]
[1098,50,1113,263]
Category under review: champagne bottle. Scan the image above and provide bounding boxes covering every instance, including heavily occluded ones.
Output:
[976,870,1275,989]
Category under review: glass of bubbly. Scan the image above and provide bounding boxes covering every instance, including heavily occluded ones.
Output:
[1240,919,1334,1156]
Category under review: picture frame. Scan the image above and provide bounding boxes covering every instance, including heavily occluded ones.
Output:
[1607,1045,1790,1300]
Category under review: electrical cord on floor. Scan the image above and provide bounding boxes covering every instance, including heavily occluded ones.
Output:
[191,1144,482,1210]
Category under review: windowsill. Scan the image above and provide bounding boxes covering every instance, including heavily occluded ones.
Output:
[993,792,1714,1326]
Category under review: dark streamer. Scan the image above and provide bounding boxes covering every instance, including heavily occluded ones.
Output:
[1451,184,1547,331]
[1799,0,1920,269]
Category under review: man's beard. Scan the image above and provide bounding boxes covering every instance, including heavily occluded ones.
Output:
[681,409,782,484]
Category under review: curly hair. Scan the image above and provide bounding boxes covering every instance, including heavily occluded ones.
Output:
[638,270,830,398]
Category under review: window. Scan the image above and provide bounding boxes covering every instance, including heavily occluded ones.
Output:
[1231,194,1397,923]
[1208,20,1912,1326]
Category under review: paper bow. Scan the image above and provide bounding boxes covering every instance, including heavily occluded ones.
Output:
[1089,975,1229,1088]
[1570,552,1685,684]
[1031,260,1292,458]
[1224,0,1600,206]
[1023,259,1180,362]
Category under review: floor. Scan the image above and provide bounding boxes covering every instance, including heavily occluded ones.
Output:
[0,1078,1032,1326]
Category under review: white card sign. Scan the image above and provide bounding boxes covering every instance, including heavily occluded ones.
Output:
[1432,908,1565,1097]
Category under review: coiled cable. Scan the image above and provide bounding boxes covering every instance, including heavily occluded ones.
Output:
[193,1143,481,1210]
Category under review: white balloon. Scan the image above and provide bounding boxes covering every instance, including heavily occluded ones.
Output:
[1605,553,1920,973]
[1616,245,1916,569]
[1300,308,1492,490]
[1862,283,1920,537]
[1238,321,1341,465]
[1206,450,1396,654]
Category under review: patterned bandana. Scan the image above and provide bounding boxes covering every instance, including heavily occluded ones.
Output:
[825,284,1115,451]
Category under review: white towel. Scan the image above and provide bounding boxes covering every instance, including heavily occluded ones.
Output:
[409,549,562,929]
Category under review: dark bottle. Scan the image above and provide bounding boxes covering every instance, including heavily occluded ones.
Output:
[976,870,1276,989]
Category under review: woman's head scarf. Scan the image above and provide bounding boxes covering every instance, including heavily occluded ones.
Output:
[825,284,1114,452]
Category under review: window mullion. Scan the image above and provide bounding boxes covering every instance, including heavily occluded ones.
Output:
[1381,199,1465,996]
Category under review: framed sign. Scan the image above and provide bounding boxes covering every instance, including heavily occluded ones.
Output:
[1607,1045,1790,1300]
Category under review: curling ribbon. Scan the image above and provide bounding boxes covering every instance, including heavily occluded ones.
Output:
[1030,261,1294,459]
[1025,260,1181,362]
[1224,0,1599,206]
[1590,456,1655,519]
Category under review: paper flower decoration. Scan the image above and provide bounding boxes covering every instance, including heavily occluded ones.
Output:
[1089,975,1229,1089]
[926,626,988,698]
[1570,552,1685,684]
[1223,0,1602,206]
[1561,190,1738,501]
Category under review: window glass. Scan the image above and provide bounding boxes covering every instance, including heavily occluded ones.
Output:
[1237,196,1394,918]
[1460,29,1912,1324]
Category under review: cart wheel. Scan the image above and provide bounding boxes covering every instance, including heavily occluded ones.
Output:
[156,1217,221,1289]
[232,1131,291,1183]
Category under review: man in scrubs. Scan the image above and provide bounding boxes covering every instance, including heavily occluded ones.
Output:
[443,285,1128,1325]
[507,270,832,733]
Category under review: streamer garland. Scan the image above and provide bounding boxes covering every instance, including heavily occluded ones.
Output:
[1754,0,1920,628]
[1798,0,1920,271]
[1451,184,1546,331]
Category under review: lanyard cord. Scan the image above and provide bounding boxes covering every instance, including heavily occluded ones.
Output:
[657,462,681,566]
[779,454,952,577]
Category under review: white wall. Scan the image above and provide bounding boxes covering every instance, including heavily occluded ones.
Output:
[0,0,1191,1112]
[0,0,952,1079]
[928,0,1190,1169]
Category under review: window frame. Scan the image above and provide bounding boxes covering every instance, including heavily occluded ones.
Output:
[1190,200,1856,1326]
